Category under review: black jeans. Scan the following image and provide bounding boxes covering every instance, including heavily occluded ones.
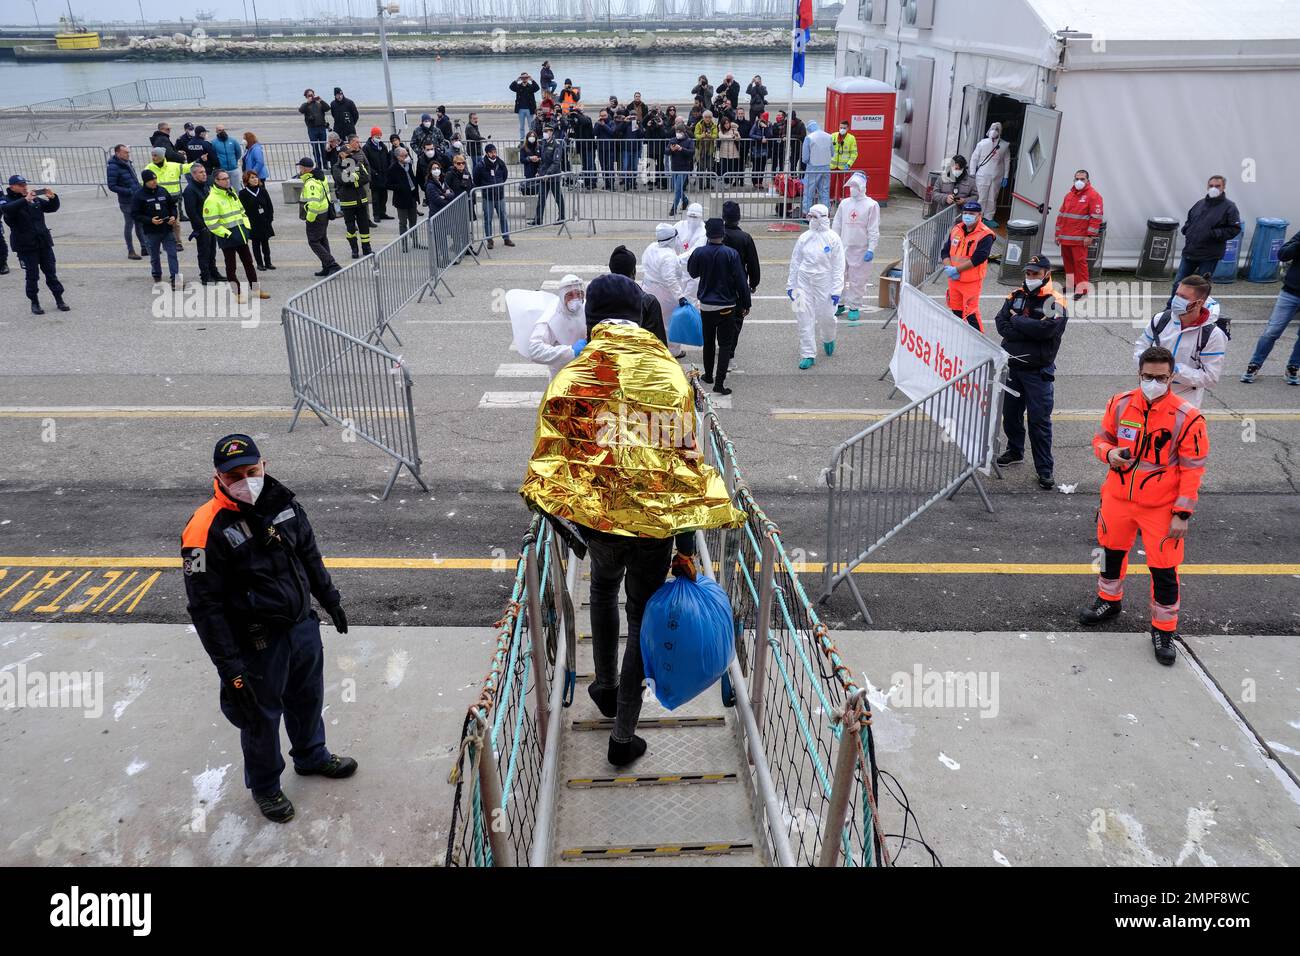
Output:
[17,245,64,303]
[701,307,741,387]
[119,203,144,253]
[194,229,219,281]
[1002,363,1056,477]
[535,179,565,223]
[305,217,336,268]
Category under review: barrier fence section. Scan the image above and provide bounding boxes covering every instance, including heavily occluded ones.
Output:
[445,516,576,867]
[0,145,112,188]
[467,171,575,249]
[279,193,475,498]
[822,361,1001,623]
[902,201,958,289]
[691,378,935,867]
[2,76,206,139]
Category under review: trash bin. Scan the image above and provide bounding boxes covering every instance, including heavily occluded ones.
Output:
[1246,217,1291,283]
[1136,217,1180,280]
[999,219,1039,286]
[1085,220,1108,276]
[921,170,941,219]
[1212,224,1244,284]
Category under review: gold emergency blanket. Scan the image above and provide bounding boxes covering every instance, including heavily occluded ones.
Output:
[520,322,746,537]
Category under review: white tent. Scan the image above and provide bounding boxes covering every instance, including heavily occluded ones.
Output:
[835,0,1300,266]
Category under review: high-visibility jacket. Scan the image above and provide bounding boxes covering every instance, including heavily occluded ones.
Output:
[300,172,331,223]
[202,186,250,242]
[945,219,997,285]
[1055,184,1104,244]
[145,159,191,197]
[1092,387,1208,514]
[830,131,858,170]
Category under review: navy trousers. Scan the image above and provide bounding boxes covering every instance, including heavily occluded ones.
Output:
[1002,363,1056,477]
[220,613,330,797]
[17,244,64,304]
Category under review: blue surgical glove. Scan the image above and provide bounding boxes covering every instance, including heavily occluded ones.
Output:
[863,250,874,262]
[831,294,840,305]
[786,288,795,301]
[571,339,587,357]
[944,265,961,279]
[1001,177,1008,188]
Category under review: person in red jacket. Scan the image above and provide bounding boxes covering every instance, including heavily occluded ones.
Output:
[1076,346,1209,665]
[1053,168,1104,300]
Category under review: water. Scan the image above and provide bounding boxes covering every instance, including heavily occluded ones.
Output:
[1,52,835,109]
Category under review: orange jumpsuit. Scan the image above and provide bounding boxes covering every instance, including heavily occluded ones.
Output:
[1092,387,1209,631]
[943,219,996,332]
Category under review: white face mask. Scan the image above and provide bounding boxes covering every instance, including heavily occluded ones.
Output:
[1074,179,1086,190]
[543,132,552,140]
[223,474,263,505]
[422,121,432,128]
[424,149,435,157]
[564,296,584,314]
[1207,186,1222,199]
[430,169,441,178]
[1169,294,1190,315]
[1024,277,1044,290]
[1140,378,1168,402]
[452,140,461,149]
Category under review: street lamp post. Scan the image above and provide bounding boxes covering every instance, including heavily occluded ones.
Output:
[377,1,399,134]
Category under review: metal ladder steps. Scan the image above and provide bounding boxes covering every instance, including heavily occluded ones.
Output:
[566,771,738,789]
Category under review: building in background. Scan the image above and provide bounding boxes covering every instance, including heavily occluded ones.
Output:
[835,0,1300,266]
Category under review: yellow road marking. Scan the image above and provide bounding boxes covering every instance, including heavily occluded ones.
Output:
[0,557,1296,576]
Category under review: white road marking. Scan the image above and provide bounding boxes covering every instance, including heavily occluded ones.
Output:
[494,363,548,378]
[478,391,542,409]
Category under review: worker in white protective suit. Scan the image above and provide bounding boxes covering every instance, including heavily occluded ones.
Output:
[786,203,845,369]
[524,274,587,378]
[831,170,880,323]
[969,121,1011,227]
[674,202,707,302]
[643,222,689,357]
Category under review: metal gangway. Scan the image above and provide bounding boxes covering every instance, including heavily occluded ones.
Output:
[446,379,937,867]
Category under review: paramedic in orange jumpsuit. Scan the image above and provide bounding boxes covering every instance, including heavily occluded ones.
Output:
[1077,345,1210,666]
[940,199,997,332]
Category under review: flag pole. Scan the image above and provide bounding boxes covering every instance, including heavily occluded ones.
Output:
[784,0,796,221]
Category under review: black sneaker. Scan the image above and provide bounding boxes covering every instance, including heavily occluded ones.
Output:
[323,263,343,276]
[587,683,617,719]
[1037,474,1054,490]
[1078,596,1122,625]
[996,450,1024,466]
[31,301,44,315]
[1151,628,1177,666]
[314,267,330,277]
[254,790,295,823]
[700,374,714,384]
[295,754,358,779]
[607,734,647,768]
[713,385,733,396]
[55,299,70,312]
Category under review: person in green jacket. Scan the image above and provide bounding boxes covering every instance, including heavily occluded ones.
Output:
[297,157,340,276]
[204,168,269,301]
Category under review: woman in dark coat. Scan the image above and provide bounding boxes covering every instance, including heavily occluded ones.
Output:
[238,170,276,270]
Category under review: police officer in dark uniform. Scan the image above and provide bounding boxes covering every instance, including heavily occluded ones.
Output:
[994,254,1069,489]
[182,434,356,823]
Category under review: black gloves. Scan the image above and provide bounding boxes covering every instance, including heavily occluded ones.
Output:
[222,672,261,728]
[326,604,349,634]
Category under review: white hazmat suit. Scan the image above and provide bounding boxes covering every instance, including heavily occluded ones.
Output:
[969,122,1011,222]
[787,204,845,362]
[831,172,880,315]
[516,274,586,378]
[643,223,687,334]
[674,202,707,302]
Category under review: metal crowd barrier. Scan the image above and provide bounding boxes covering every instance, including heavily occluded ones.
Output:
[821,360,1003,623]
[903,201,959,289]
[5,76,206,139]
[279,193,475,498]
[280,307,428,500]
[0,145,114,188]
[467,172,574,249]
[445,515,576,867]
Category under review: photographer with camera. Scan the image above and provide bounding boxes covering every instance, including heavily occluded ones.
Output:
[510,71,541,141]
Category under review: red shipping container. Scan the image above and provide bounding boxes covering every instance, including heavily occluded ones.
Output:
[824,76,896,204]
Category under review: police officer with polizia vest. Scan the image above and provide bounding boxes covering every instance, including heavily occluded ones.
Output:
[1077,346,1209,666]
[994,254,1069,490]
[182,435,357,823]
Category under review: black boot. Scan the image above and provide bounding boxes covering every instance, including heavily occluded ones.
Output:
[263,258,276,270]
[1078,596,1122,625]
[361,242,372,256]
[1151,628,1177,666]
[30,299,44,315]
[607,735,647,768]
[55,298,70,312]
[348,238,360,259]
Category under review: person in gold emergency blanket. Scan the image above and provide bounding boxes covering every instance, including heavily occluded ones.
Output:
[521,272,746,767]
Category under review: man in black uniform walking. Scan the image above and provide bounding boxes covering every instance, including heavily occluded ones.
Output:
[182,434,357,823]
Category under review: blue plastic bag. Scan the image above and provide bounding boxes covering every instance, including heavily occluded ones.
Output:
[640,574,735,710]
[668,301,704,346]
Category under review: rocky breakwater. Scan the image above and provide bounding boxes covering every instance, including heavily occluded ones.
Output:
[122,27,833,60]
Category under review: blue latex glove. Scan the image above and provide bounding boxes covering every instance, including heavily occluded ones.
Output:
[571,339,587,357]
[863,250,874,262]
[944,265,961,279]
[1001,177,1009,188]
[830,294,840,305]
[786,288,794,301]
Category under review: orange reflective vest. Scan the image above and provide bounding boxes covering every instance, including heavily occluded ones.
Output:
[946,219,996,285]
[1092,387,1208,513]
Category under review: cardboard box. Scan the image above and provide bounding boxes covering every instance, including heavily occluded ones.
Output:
[878,258,903,309]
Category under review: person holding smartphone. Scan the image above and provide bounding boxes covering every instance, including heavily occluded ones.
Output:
[3,174,67,315]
